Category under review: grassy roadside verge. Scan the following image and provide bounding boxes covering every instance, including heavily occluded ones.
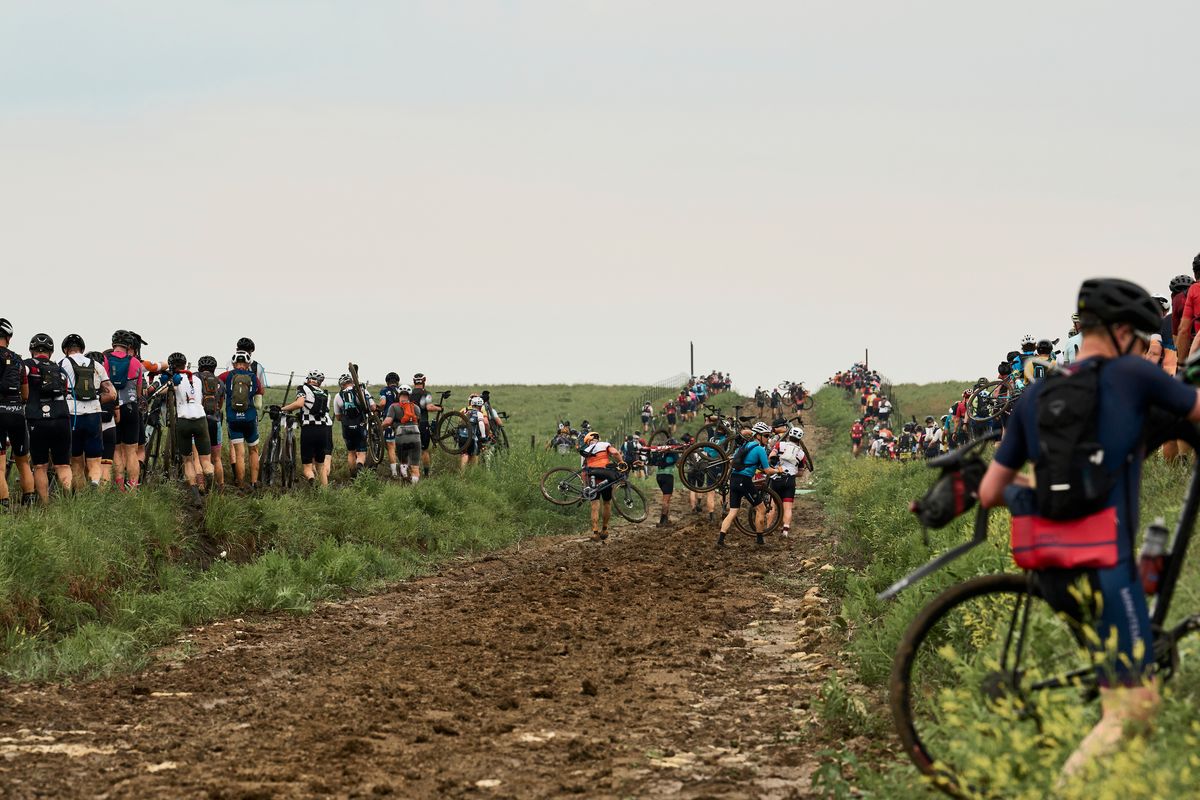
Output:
[808,385,1200,798]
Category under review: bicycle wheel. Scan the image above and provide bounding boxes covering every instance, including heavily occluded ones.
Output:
[281,433,297,490]
[435,412,470,455]
[612,481,648,523]
[365,418,385,468]
[733,486,783,536]
[493,426,510,450]
[142,425,162,484]
[261,431,278,487]
[801,395,815,411]
[966,382,1008,422]
[540,467,585,506]
[891,573,1098,798]
[648,429,670,446]
[677,441,730,493]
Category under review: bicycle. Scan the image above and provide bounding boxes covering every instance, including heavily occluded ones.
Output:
[141,383,179,484]
[261,410,299,490]
[347,362,384,468]
[966,373,1025,423]
[428,391,471,455]
[539,460,649,523]
[674,439,784,537]
[882,426,1200,798]
[779,380,815,411]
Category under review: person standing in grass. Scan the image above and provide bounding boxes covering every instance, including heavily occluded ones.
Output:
[196,356,226,488]
[579,431,626,542]
[151,352,215,496]
[58,334,116,489]
[410,372,442,475]
[280,370,333,487]
[24,333,73,504]
[334,372,372,479]
[379,384,423,483]
[220,351,263,488]
[103,330,145,491]
[378,372,403,479]
[0,317,36,508]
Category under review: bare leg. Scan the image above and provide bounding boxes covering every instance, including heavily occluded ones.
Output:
[249,445,260,484]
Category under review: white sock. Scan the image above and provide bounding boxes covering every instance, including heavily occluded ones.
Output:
[410,474,419,485]
[400,465,409,479]
[390,463,399,477]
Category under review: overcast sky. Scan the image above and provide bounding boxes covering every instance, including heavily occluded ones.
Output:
[4,2,1198,390]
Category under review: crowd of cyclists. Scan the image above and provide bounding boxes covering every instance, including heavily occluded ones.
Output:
[0,322,509,507]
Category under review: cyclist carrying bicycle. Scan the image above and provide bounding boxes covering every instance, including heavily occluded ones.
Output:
[579,431,626,542]
[717,421,782,548]
[978,277,1200,778]
[334,372,374,479]
[379,384,423,483]
[150,352,215,497]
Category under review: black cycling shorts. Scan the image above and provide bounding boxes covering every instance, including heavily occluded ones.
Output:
[116,403,141,446]
[418,420,431,451]
[587,467,619,502]
[175,416,211,458]
[300,425,331,464]
[206,416,222,449]
[771,473,796,501]
[0,410,29,458]
[343,423,366,453]
[728,473,762,509]
[666,414,676,425]
[29,417,72,466]
[656,473,674,496]
[102,426,116,461]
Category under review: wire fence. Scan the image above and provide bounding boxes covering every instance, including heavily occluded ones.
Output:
[609,373,690,442]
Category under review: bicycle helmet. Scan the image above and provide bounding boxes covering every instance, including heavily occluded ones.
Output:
[667,437,679,446]
[198,356,218,372]
[924,416,935,423]
[62,333,85,352]
[29,333,54,353]
[1019,334,1035,349]
[307,370,325,384]
[85,350,105,364]
[412,372,426,383]
[338,373,352,385]
[168,352,187,369]
[385,372,400,384]
[398,383,413,395]
[771,417,787,428]
[236,337,255,353]
[1077,278,1161,333]
[1193,252,1200,279]
[582,431,600,444]
[1035,339,1053,355]
[128,331,147,348]
[1153,295,1170,314]
[0,318,12,339]
[1170,274,1194,294]
[112,329,130,347]
[751,421,771,436]
[232,350,252,364]
[788,425,804,440]
[680,433,694,444]
[470,396,485,408]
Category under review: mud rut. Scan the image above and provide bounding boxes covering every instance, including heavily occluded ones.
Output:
[1,437,853,800]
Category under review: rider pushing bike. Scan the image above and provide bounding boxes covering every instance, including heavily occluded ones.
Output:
[579,431,626,542]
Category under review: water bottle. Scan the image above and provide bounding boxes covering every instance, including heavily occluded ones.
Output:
[1138,517,1170,596]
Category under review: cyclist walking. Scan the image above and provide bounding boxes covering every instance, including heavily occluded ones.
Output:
[59,334,116,489]
[334,373,373,478]
[978,278,1200,777]
[641,401,653,433]
[280,370,333,487]
[379,373,403,479]
[579,431,626,542]
[196,356,226,487]
[151,352,215,496]
[769,425,808,538]
[25,334,73,503]
[104,330,145,491]
[220,351,263,489]
[0,318,35,508]
[717,421,782,547]
[650,438,681,527]
[411,373,442,474]
[379,384,423,483]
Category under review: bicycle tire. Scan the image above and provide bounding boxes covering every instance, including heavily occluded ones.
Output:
[890,573,1097,798]
[800,395,815,411]
[494,425,510,450]
[540,467,585,506]
[261,428,279,487]
[435,411,470,455]
[612,481,648,523]
[733,486,783,536]
[966,381,1008,422]
[677,441,730,493]
[282,434,297,490]
[365,416,385,468]
[648,429,670,446]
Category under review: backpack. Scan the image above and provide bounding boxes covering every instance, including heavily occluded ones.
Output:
[339,388,362,423]
[70,357,98,402]
[731,440,755,471]
[0,349,22,398]
[230,372,254,414]
[35,359,66,399]
[1032,359,1113,521]
[200,372,223,416]
[306,385,330,419]
[394,400,419,426]
[106,352,133,389]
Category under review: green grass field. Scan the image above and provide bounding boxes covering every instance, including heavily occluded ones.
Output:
[0,382,743,681]
[811,385,1200,799]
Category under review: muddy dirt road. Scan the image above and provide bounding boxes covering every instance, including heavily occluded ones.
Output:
[1,494,843,799]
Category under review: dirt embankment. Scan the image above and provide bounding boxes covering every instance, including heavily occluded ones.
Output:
[1,431,851,799]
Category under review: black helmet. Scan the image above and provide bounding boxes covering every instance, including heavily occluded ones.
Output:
[771,417,787,428]
[667,437,679,446]
[85,350,104,363]
[1193,252,1200,279]
[385,371,400,384]
[1077,278,1161,333]
[62,333,85,351]
[236,337,255,353]
[1170,274,1194,294]
[112,329,130,347]
[168,352,188,369]
[0,318,12,339]
[1035,339,1053,356]
[198,355,218,372]
[997,361,1012,376]
[413,372,426,383]
[29,333,54,353]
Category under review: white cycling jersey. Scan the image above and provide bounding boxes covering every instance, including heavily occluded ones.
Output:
[772,440,807,476]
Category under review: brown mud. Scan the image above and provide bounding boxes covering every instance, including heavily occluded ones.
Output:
[0,444,853,799]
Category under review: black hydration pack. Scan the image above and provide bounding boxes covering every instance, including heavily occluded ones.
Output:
[0,349,21,399]
[36,359,67,399]
[70,358,98,402]
[1033,359,1113,521]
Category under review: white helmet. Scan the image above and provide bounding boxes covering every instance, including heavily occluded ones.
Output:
[788,425,804,440]
[751,421,771,436]
[470,396,485,408]
[306,370,324,384]
[232,350,252,364]
[1020,334,1035,347]
[398,383,413,395]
